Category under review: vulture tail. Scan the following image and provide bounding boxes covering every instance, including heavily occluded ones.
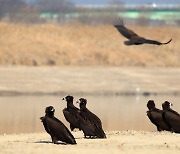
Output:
[94,126,106,138]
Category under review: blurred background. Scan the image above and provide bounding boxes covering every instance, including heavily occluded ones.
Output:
[0,0,180,25]
[0,0,180,66]
[0,0,180,135]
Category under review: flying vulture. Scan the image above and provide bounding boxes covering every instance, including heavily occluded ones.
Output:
[76,98,106,138]
[40,106,76,144]
[114,18,172,45]
[162,101,180,133]
[146,100,171,131]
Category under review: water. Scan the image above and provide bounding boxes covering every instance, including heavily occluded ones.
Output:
[0,95,179,135]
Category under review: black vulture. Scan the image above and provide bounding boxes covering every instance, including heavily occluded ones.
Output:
[162,101,180,133]
[146,100,171,131]
[76,98,106,138]
[40,106,76,144]
[114,18,172,46]
[62,95,81,131]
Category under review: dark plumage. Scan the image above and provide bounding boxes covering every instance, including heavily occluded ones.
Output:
[114,18,172,46]
[146,100,171,131]
[40,106,76,144]
[62,95,81,131]
[162,101,180,133]
[76,98,106,138]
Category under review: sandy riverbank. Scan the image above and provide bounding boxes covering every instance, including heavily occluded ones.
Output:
[0,131,179,154]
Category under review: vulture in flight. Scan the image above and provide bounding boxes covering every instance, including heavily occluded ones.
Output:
[76,98,106,138]
[114,18,172,45]
[40,106,76,144]
[62,95,82,131]
[162,101,180,133]
[146,100,171,131]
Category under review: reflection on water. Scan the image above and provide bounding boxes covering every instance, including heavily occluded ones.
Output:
[0,95,179,135]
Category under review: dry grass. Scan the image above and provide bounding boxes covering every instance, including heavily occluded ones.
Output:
[0,22,179,67]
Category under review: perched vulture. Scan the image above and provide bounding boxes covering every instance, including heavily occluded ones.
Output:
[40,106,76,144]
[162,101,180,133]
[77,98,106,138]
[146,100,171,131]
[114,18,172,45]
[62,95,81,131]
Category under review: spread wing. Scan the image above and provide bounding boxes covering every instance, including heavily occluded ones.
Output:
[144,38,172,45]
[114,18,172,46]
[114,18,139,39]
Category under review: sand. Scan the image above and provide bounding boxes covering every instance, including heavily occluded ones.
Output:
[0,131,179,154]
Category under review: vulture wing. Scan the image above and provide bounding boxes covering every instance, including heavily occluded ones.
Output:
[162,110,180,133]
[144,38,172,45]
[43,116,77,144]
[114,18,139,39]
[80,109,106,138]
[63,107,81,131]
[114,18,172,46]
[147,110,171,131]
[40,116,52,135]
[78,115,96,138]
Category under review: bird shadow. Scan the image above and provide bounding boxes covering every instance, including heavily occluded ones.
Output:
[74,137,84,139]
[33,140,51,144]
[33,140,67,145]
[83,137,100,139]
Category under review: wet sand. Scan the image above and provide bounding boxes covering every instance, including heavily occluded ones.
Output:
[0,66,179,95]
[0,131,180,154]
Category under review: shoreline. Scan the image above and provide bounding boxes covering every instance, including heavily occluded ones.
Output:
[0,91,180,97]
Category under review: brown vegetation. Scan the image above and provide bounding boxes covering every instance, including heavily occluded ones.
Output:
[0,22,179,67]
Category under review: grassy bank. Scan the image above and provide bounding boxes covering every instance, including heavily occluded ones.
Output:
[0,22,179,67]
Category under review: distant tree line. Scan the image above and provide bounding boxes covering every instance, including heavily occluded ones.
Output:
[0,0,76,23]
[0,0,179,26]
[35,0,75,14]
[0,0,26,20]
[0,0,130,24]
